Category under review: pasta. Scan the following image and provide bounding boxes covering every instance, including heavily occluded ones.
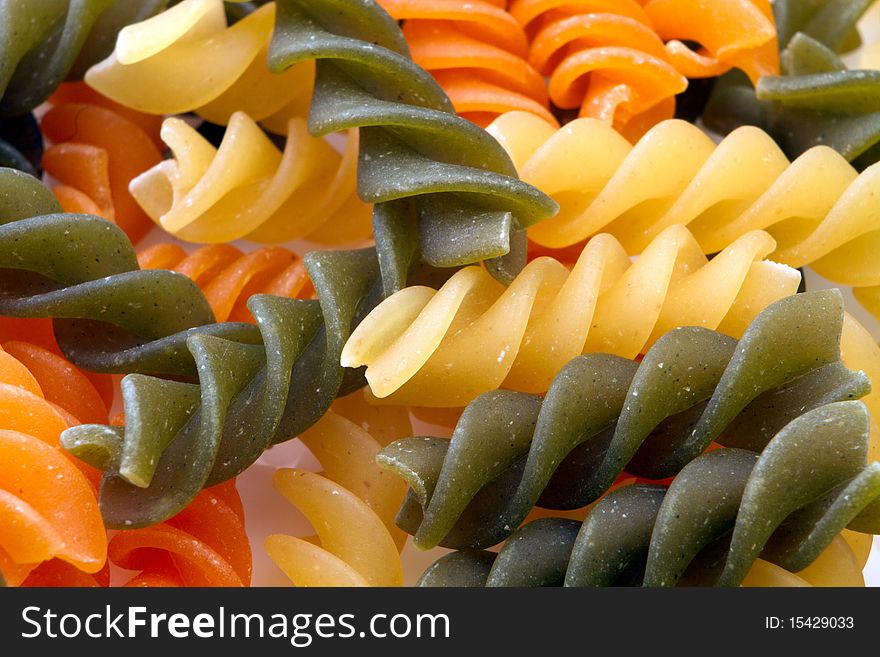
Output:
[138,243,311,323]
[0,0,168,117]
[0,167,384,527]
[506,0,777,139]
[375,290,876,550]
[110,480,252,587]
[84,0,314,132]
[87,0,558,285]
[376,0,555,128]
[129,113,371,245]
[703,0,880,168]
[42,82,164,244]
[420,404,880,587]
[343,225,801,406]
[0,341,107,586]
[266,398,411,586]
[487,112,880,316]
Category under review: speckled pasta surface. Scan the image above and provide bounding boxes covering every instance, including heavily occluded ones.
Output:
[0,167,383,528]
[0,0,168,117]
[421,402,880,587]
[85,0,557,286]
[704,0,880,168]
[377,289,873,550]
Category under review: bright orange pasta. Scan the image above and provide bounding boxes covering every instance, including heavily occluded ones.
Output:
[137,243,312,323]
[377,0,556,127]
[0,342,108,586]
[109,480,252,587]
[40,82,164,244]
[508,0,777,139]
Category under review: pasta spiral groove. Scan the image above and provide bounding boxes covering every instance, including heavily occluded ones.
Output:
[87,0,558,284]
[0,168,384,528]
[0,341,107,586]
[420,405,880,587]
[488,112,880,317]
[376,0,555,128]
[376,290,876,551]
[343,225,801,406]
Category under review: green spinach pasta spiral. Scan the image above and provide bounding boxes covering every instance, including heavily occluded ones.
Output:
[378,289,873,550]
[704,0,880,168]
[0,0,168,117]
[0,167,382,528]
[84,0,558,286]
[269,0,557,285]
[420,403,880,587]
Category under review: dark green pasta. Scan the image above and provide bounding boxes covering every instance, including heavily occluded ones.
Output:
[379,289,870,550]
[0,0,168,117]
[268,0,557,287]
[703,0,880,167]
[0,167,382,527]
[421,403,880,587]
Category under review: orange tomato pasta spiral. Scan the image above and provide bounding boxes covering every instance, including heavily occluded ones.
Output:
[508,0,777,139]
[0,341,108,586]
[376,0,556,127]
[137,243,312,324]
[109,480,252,587]
[40,82,164,244]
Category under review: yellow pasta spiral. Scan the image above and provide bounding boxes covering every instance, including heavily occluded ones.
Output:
[265,398,411,587]
[342,225,801,407]
[488,111,880,316]
[84,0,312,133]
[130,112,370,244]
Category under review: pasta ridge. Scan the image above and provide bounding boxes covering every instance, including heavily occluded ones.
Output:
[376,0,556,128]
[0,341,107,586]
[488,112,880,317]
[137,242,311,324]
[129,112,371,245]
[266,399,412,587]
[375,290,878,551]
[86,0,558,284]
[0,167,383,528]
[419,405,880,587]
[343,224,801,406]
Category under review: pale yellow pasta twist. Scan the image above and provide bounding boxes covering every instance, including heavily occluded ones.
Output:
[342,225,801,407]
[265,397,411,587]
[488,111,880,316]
[130,112,370,244]
[84,0,311,133]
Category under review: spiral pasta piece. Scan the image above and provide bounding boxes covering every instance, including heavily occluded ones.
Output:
[84,0,314,131]
[423,402,880,586]
[0,167,384,528]
[86,0,557,285]
[130,112,371,245]
[110,481,252,587]
[0,0,168,117]
[487,112,880,313]
[376,0,555,128]
[420,404,880,587]
[704,0,880,168]
[376,290,878,550]
[138,243,311,323]
[0,341,107,586]
[41,82,164,244]
[506,0,776,139]
[343,225,801,406]
[266,400,411,586]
